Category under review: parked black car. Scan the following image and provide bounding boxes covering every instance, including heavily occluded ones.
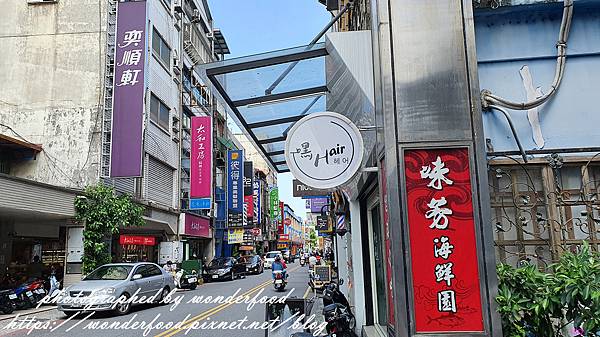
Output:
[239,255,263,275]
[202,257,246,282]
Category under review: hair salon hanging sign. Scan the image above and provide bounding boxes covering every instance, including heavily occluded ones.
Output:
[285,112,363,189]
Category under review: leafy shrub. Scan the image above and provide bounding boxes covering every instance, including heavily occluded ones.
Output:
[496,243,600,337]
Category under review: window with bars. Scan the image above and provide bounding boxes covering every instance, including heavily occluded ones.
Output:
[489,159,600,268]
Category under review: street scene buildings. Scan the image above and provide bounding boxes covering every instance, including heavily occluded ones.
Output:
[1,0,600,337]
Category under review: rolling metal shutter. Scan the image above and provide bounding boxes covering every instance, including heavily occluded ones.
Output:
[103,178,135,195]
[147,156,174,207]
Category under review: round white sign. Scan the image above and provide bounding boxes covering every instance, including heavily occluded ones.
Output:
[285,112,364,189]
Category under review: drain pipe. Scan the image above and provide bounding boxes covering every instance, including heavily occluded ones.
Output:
[487,105,528,163]
[265,2,354,95]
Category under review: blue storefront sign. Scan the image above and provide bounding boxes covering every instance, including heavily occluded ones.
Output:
[189,198,211,210]
[227,150,244,227]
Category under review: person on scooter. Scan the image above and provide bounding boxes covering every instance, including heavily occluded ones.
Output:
[163,260,176,273]
[271,255,287,279]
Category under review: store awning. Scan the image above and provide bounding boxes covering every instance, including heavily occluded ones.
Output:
[0,133,42,160]
[199,43,328,173]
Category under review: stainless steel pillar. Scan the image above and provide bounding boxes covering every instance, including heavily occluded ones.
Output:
[372,0,501,336]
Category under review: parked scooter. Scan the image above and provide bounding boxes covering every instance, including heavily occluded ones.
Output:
[322,280,356,337]
[175,269,198,290]
[26,278,47,302]
[272,270,287,292]
[13,283,37,309]
[0,289,17,314]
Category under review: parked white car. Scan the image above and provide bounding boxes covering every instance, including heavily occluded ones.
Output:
[57,263,175,316]
[263,251,282,269]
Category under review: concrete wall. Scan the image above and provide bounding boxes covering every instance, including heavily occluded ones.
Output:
[476,0,600,153]
[0,0,106,189]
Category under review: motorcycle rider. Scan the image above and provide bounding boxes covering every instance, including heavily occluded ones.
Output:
[308,254,318,268]
[271,255,287,279]
[163,260,176,273]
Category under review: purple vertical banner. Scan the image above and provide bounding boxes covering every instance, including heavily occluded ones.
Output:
[190,116,212,198]
[110,0,147,177]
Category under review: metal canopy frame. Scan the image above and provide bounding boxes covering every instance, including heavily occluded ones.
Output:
[212,29,230,55]
[202,43,329,173]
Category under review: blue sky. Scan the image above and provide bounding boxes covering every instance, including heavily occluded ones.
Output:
[207,0,331,219]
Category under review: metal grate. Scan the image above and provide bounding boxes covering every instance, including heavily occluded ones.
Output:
[489,155,600,269]
[101,0,117,178]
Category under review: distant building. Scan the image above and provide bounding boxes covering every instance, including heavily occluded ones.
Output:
[0,0,237,285]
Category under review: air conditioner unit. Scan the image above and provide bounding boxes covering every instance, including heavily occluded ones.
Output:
[172,54,181,75]
[173,0,183,13]
[191,9,200,23]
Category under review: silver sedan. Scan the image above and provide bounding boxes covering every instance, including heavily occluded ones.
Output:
[57,262,175,315]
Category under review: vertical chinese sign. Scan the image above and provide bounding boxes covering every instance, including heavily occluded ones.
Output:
[190,116,212,206]
[227,150,243,227]
[111,0,146,178]
[269,188,279,219]
[404,148,484,333]
[269,188,279,233]
[279,201,285,235]
[243,161,254,226]
[253,180,261,226]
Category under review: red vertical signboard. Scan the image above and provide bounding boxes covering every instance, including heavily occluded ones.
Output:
[404,148,483,333]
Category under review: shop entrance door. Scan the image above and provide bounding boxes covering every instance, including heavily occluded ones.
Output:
[120,244,155,263]
[367,194,388,331]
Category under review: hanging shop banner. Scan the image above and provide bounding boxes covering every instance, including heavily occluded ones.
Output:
[285,112,364,189]
[253,180,261,225]
[190,116,212,201]
[269,188,279,219]
[379,159,395,326]
[227,228,244,244]
[278,201,285,234]
[184,213,211,238]
[227,150,244,227]
[404,148,484,333]
[243,229,254,242]
[293,179,329,198]
[306,197,328,213]
[316,215,329,232]
[119,235,155,246]
[243,161,254,224]
[110,0,147,178]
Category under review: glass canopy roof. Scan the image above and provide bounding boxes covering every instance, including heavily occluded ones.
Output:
[199,43,328,173]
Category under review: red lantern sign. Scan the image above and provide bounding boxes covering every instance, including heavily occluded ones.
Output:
[404,148,484,333]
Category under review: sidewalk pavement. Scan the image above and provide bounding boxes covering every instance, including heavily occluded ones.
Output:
[0,305,57,322]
